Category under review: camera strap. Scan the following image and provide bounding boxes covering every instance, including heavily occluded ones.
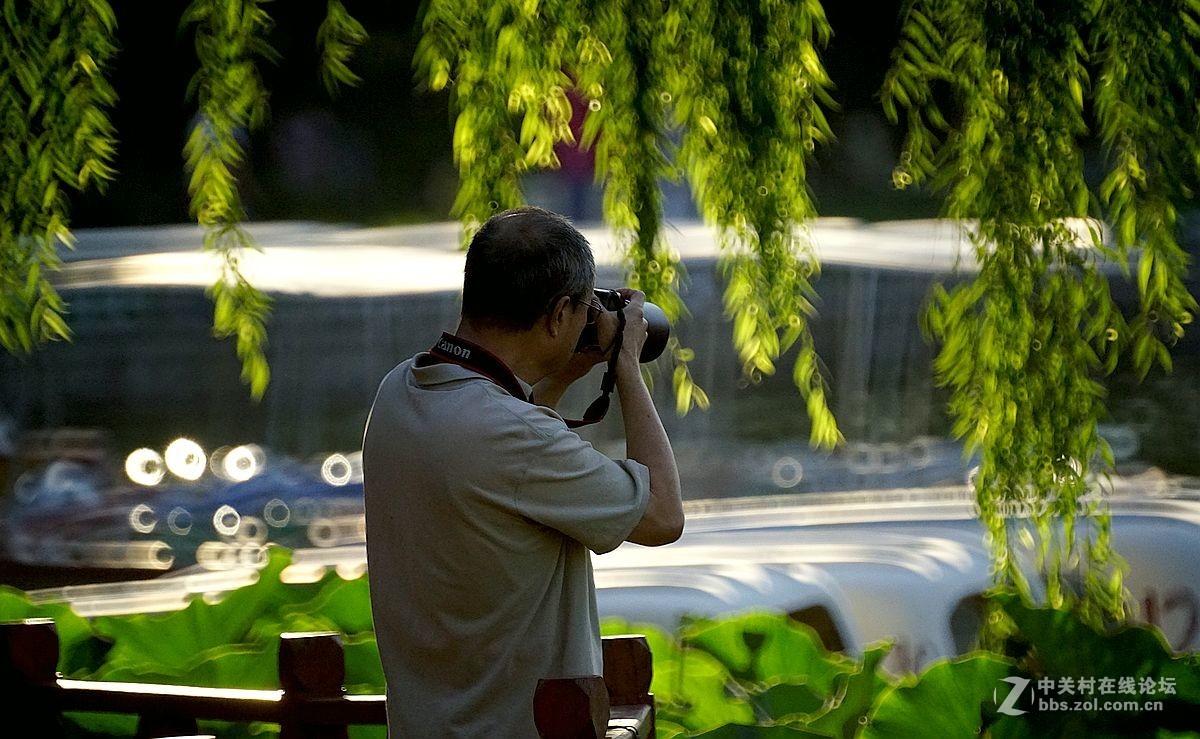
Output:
[419,333,529,402]
[568,307,625,428]
[418,316,625,429]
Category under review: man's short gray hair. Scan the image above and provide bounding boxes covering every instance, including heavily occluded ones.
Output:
[462,207,596,330]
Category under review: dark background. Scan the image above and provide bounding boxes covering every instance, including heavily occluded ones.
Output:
[70,0,937,229]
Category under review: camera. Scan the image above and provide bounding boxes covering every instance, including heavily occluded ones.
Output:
[576,288,670,362]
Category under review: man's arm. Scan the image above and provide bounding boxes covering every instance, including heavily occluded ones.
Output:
[615,292,684,546]
[531,349,602,409]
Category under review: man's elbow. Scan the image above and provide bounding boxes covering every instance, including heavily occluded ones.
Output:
[659,515,685,544]
[633,511,684,546]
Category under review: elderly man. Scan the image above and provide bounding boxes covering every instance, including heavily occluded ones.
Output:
[363,206,683,737]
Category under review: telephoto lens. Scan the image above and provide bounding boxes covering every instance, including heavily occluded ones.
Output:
[576,288,670,362]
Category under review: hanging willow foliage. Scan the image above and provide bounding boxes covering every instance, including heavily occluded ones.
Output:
[571,0,701,415]
[883,0,1199,626]
[417,0,840,439]
[0,0,365,398]
[0,0,117,354]
[416,0,579,236]
[182,0,366,399]
[1092,0,1200,378]
[317,0,367,96]
[182,0,278,399]
[671,0,840,445]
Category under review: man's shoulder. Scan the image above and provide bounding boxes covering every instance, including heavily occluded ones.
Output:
[474,383,567,441]
[378,356,565,439]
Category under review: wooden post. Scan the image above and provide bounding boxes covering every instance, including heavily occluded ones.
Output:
[534,636,657,739]
[603,635,655,739]
[1,619,63,737]
[602,635,652,706]
[533,675,609,739]
[278,631,348,739]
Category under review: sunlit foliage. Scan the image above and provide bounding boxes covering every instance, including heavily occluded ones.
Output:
[416,0,578,236]
[671,0,841,445]
[181,0,366,399]
[416,0,842,442]
[182,0,278,399]
[1092,0,1199,378]
[0,0,117,354]
[317,1,367,97]
[883,0,1199,625]
[0,0,366,399]
[569,0,696,412]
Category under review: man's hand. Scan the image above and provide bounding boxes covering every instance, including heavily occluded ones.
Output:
[532,314,612,409]
[613,289,649,369]
[533,289,650,410]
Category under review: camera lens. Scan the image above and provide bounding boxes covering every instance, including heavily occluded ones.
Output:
[640,302,669,362]
[574,288,670,362]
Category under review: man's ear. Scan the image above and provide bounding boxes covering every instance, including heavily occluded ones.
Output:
[546,295,573,337]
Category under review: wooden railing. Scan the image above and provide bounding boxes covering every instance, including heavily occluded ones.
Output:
[1,619,654,738]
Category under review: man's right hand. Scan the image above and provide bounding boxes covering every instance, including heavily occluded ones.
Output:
[613,288,649,368]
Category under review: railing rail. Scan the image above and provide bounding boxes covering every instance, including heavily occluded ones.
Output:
[1,618,654,738]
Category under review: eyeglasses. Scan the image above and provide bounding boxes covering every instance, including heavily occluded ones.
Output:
[573,296,604,325]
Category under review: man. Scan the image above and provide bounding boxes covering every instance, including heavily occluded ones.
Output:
[362,206,683,737]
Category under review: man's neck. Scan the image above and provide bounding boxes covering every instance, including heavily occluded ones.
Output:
[454,322,548,387]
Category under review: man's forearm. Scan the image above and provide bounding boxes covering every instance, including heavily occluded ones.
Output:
[534,350,607,409]
[617,358,683,545]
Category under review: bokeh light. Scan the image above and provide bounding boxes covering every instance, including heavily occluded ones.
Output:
[321,453,353,486]
[164,438,207,481]
[771,456,804,488]
[263,498,290,527]
[167,506,193,536]
[222,444,264,482]
[212,504,241,536]
[128,503,157,534]
[125,448,166,486]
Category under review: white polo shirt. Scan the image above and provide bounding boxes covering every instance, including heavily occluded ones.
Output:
[363,356,651,738]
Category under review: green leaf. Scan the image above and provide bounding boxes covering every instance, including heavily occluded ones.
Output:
[343,632,385,693]
[91,547,330,679]
[100,641,280,690]
[603,616,755,732]
[41,309,71,341]
[862,654,1014,739]
[750,680,827,722]
[1138,251,1155,299]
[64,711,139,737]
[804,645,891,738]
[282,575,374,636]
[993,592,1200,699]
[683,612,854,696]
[691,725,832,739]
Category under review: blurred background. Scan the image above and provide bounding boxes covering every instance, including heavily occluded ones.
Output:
[1,0,1197,652]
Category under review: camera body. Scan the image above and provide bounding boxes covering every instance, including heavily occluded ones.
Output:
[576,288,670,362]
